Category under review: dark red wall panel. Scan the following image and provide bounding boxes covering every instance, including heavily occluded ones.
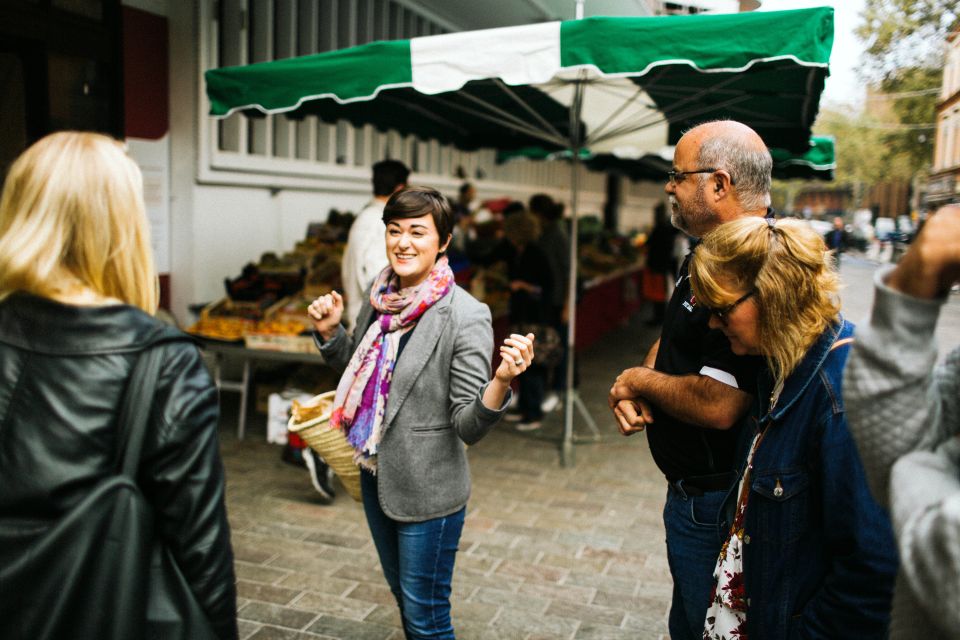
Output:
[122,6,168,139]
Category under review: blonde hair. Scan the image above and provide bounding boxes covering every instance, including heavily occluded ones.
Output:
[690,217,840,385]
[0,132,158,313]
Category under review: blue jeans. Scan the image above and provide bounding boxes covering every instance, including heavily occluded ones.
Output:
[663,484,729,640]
[361,471,465,639]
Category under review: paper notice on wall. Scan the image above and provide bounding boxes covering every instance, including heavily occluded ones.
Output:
[126,136,170,273]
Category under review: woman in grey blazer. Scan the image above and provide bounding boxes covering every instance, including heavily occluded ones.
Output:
[308,187,534,640]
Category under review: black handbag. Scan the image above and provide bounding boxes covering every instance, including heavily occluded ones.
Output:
[0,346,218,640]
[508,322,564,369]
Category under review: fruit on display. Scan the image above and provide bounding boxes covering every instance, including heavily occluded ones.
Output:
[187,316,254,342]
[188,219,348,349]
[188,209,644,349]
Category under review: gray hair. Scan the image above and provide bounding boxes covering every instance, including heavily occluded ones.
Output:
[697,136,772,211]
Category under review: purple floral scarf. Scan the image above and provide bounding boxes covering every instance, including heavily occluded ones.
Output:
[330,255,455,471]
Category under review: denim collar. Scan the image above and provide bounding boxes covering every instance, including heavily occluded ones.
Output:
[765,315,852,422]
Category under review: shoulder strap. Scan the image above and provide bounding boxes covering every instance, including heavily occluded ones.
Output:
[116,345,167,479]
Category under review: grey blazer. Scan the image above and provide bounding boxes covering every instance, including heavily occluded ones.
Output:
[316,285,509,521]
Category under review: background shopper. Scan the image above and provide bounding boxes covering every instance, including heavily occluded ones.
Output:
[846,205,960,639]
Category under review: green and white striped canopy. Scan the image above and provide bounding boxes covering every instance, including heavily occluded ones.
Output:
[206,7,834,154]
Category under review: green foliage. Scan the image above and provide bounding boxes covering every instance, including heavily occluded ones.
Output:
[771,108,886,213]
[879,66,940,173]
[767,2,950,200]
[814,109,891,185]
[857,0,959,80]
[844,0,951,182]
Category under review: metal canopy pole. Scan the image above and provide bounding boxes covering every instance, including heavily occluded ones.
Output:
[561,68,603,467]
[560,0,603,467]
[561,138,581,466]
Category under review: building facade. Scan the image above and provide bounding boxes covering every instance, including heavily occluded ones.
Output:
[1,0,754,322]
[928,31,960,207]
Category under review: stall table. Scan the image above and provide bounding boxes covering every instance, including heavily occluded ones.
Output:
[201,341,326,440]
[576,265,645,351]
[203,264,646,441]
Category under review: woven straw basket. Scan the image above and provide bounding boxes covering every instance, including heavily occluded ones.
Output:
[287,391,362,502]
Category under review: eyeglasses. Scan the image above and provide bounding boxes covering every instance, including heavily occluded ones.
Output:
[667,167,717,185]
[702,290,755,324]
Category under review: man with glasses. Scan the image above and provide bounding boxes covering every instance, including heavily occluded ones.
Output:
[608,120,772,640]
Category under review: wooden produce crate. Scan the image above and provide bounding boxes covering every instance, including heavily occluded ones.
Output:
[200,296,271,322]
[266,295,314,327]
[244,332,316,354]
[186,316,254,342]
[243,319,314,353]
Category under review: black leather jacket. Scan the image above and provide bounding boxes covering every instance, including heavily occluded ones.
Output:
[0,293,238,639]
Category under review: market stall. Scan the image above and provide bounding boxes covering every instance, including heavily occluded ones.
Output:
[205,7,834,464]
[188,210,647,437]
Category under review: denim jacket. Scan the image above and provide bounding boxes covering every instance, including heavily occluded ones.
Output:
[735,317,898,639]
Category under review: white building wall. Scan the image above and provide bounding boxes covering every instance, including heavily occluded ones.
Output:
[167,0,200,321]
[622,180,666,233]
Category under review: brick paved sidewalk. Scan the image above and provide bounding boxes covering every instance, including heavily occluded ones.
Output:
[220,316,672,640]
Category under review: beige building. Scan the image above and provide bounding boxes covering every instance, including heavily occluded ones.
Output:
[928,31,960,206]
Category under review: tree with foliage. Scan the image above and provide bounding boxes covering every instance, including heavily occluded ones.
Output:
[816,109,892,186]
[857,0,959,79]
[878,66,940,173]
[855,0,958,178]
[771,108,890,214]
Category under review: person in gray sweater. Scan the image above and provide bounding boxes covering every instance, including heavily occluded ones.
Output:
[845,204,960,639]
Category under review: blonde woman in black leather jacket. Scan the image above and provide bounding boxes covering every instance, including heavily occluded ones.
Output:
[0,132,237,639]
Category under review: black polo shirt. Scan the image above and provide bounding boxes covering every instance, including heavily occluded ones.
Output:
[646,251,763,482]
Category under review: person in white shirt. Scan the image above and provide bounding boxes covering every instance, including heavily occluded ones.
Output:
[342,160,409,330]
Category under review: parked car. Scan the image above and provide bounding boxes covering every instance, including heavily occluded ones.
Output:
[806,219,833,236]
[874,217,896,242]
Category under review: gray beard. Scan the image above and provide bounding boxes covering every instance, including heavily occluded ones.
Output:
[670,188,715,238]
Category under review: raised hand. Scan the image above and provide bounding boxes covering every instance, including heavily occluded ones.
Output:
[495,333,535,383]
[307,291,344,340]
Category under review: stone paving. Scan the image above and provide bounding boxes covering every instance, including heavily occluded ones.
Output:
[217,257,954,640]
[218,314,671,640]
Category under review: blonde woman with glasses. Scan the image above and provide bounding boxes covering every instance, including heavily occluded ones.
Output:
[0,132,237,639]
[688,217,897,640]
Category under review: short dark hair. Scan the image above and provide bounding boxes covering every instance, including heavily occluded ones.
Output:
[503,200,525,217]
[372,160,410,197]
[459,182,474,196]
[502,211,540,246]
[528,193,554,216]
[382,186,454,248]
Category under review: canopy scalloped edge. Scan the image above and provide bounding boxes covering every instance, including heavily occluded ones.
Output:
[209,55,829,119]
[207,7,834,119]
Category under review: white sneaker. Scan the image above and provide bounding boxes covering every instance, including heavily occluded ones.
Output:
[541,393,560,414]
[516,421,542,432]
[503,412,523,422]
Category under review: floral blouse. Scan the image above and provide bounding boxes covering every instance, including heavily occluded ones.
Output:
[703,430,765,640]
